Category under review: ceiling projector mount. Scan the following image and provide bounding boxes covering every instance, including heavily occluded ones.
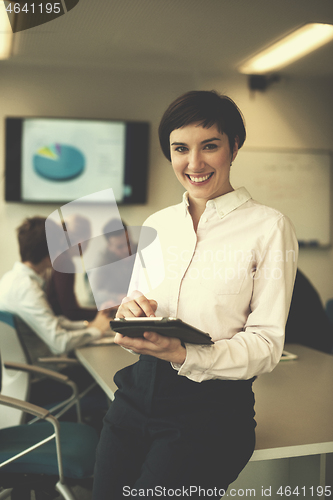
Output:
[248,74,281,92]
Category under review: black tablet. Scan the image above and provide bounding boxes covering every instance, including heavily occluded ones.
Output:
[110,317,213,345]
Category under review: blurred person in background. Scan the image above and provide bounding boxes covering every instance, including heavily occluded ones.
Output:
[87,219,137,311]
[46,214,98,321]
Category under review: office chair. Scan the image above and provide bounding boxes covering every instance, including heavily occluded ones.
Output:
[325,299,333,327]
[0,311,30,428]
[0,354,99,500]
[0,311,85,425]
[0,311,104,424]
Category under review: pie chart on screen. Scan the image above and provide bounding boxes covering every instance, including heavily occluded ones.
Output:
[33,143,85,181]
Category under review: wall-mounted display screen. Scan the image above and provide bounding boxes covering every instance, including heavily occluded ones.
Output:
[5,117,150,204]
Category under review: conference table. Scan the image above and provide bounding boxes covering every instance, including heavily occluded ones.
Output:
[76,343,333,491]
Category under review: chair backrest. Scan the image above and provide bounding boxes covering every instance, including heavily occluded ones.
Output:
[0,311,30,428]
[325,299,333,327]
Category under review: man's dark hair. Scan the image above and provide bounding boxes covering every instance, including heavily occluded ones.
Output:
[103,219,128,241]
[158,90,246,161]
[17,216,50,264]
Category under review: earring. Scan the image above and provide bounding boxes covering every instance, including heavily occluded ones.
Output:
[230,162,233,166]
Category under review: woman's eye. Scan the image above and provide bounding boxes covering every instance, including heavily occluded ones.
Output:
[175,146,187,153]
[204,143,218,150]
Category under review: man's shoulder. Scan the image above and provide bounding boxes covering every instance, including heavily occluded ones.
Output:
[0,263,42,300]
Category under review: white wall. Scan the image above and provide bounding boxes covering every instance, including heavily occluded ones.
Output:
[1,64,333,305]
[199,74,333,305]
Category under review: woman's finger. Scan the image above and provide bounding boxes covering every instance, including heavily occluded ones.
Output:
[116,300,145,318]
[116,291,157,318]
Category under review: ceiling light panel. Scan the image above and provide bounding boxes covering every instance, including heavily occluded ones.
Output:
[0,1,13,59]
[238,23,333,74]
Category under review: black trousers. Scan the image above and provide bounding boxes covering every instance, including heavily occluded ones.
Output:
[93,355,256,499]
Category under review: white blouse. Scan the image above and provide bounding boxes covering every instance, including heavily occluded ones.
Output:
[128,187,298,382]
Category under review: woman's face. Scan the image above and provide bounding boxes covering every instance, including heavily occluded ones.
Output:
[169,122,238,207]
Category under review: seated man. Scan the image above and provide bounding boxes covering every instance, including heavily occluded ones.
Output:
[0,216,111,367]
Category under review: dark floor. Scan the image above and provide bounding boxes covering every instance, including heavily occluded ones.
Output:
[3,484,92,500]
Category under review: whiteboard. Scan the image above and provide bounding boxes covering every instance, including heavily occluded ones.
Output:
[230,149,332,246]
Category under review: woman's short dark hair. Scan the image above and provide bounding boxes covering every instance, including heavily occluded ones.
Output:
[17,216,50,264]
[158,90,246,161]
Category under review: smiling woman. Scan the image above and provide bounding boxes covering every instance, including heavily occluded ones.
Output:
[92,91,298,500]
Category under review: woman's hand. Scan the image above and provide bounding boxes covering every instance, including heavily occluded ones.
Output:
[114,291,186,365]
[116,290,158,318]
[115,330,186,364]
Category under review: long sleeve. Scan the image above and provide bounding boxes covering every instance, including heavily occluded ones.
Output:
[0,263,101,355]
[177,215,298,381]
[19,283,100,354]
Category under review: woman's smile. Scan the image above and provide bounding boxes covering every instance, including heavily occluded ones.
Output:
[186,172,214,184]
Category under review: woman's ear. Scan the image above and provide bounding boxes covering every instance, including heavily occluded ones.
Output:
[231,136,240,163]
